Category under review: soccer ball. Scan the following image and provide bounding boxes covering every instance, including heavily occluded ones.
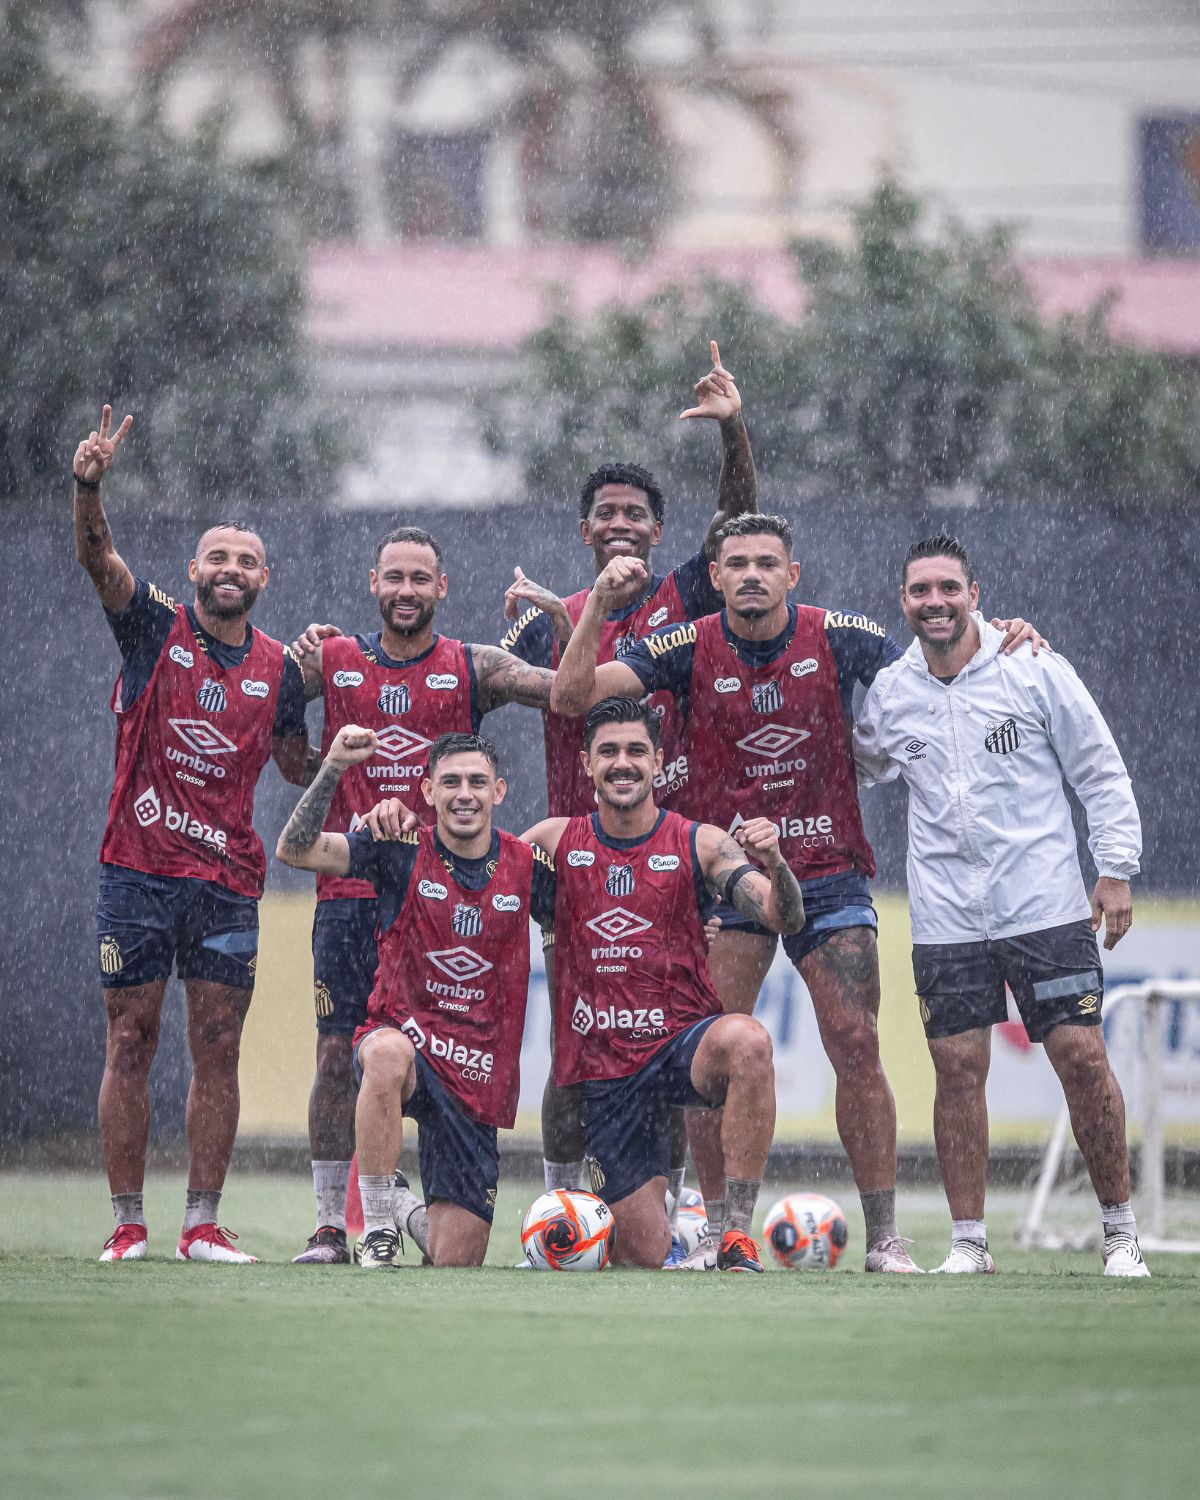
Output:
[521,1189,615,1271]
[762,1192,849,1270]
[673,1187,709,1256]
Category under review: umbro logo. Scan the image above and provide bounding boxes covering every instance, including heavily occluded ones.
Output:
[374,724,432,762]
[426,947,493,982]
[904,739,927,755]
[734,723,811,761]
[585,907,653,943]
[169,719,237,756]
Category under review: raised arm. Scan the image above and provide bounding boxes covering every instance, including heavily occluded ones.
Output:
[73,403,136,613]
[548,557,652,716]
[503,568,573,650]
[289,624,344,701]
[696,819,805,936]
[275,725,380,874]
[678,342,757,557]
[520,817,570,860]
[472,643,558,713]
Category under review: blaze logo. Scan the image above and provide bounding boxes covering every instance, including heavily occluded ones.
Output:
[378,682,410,715]
[426,947,493,983]
[374,724,432,761]
[734,724,811,761]
[570,995,667,1037]
[585,908,652,943]
[169,719,238,756]
[134,786,162,827]
[572,996,595,1035]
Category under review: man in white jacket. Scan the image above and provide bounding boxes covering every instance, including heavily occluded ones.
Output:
[854,534,1148,1278]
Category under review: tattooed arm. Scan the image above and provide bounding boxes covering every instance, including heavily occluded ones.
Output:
[275,725,379,873]
[472,643,558,713]
[73,403,136,613]
[696,818,805,935]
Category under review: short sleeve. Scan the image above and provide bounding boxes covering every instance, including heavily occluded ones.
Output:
[672,551,723,620]
[273,650,309,738]
[105,578,178,709]
[530,845,557,930]
[500,607,555,668]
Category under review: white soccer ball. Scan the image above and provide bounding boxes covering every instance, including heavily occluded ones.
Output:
[762,1192,849,1270]
[521,1189,615,1271]
[672,1187,709,1255]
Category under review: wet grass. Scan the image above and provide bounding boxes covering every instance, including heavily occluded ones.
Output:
[2,1172,1198,1498]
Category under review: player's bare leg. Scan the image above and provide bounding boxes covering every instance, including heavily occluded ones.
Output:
[426,1204,491,1267]
[1041,1022,1146,1274]
[926,1027,997,1274]
[800,930,918,1271]
[352,1028,416,1267]
[294,1034,358,1263]
[175,980,257,1262]
[684,928,776,1218]
[99,979,167,1194]
[689,1014,773,1273]
[606,1176,672,1269]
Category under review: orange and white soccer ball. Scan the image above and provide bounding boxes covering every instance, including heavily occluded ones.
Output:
[763,1192,849,1269]
[521,1189,615,1271]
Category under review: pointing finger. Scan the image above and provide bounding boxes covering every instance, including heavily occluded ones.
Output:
[99,405,111,440]
[111,415,133,447]
[710,339,721,369]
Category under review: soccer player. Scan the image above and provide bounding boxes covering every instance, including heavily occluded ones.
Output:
[500,340,757,1207]
[854,535,1147,1276]
[276,729,555,1268]
[75,405,316,1264]
[551,515,1045,1271]
[285,527,557,1264]
[520,697,804,1272]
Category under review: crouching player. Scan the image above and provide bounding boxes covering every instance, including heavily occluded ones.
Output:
[523,698,805,1272]
[276,727,554,1267]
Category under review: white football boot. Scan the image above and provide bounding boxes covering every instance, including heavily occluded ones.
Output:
[931,1239,996,1274]
[864,1235,924,1273]
[1102,1232,1151,1278]
[665,1233,718,1271]
[176,1223,258,1263]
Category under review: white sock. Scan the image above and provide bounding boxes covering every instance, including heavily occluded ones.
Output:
[543,1159,584,1191]
[393,1183,430,1254]
[312,1159,351,1232]
[183,1189,221,1232]
[666,1166,686,1230]
[112,1192,146,1230]
[952,1218,988,1246]
[1101,1201,1137,1239]
[359,1174,395,1233]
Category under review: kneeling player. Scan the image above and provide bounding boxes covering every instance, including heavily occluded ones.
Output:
[522,697,805,1272]
[277,728,554,1267]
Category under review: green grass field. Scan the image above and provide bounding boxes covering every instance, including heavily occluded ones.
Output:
[3,1172,1200,1499]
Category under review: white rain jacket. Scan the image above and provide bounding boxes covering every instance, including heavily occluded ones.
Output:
[853,615,1141,944]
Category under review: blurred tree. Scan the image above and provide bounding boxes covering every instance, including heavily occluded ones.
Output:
[496,182,1200,508]
[0,3,337,505]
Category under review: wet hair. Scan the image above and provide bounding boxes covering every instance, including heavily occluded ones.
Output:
[374,526,444,568]
[902,534,975,586]
[427,732,500,776]
[714,512,793,556]
[579,463,665,525]
[197,519,264,555]
[582,696,661,752]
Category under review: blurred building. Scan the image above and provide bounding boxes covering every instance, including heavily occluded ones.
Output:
[68,0,1200,504]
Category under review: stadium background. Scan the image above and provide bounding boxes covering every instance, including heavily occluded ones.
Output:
[4,494,1197,1148]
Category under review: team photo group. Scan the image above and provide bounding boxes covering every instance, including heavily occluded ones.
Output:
[73,342,1147,1278]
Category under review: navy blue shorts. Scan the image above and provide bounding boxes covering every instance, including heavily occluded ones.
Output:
[580,1016,721,1206]
[353,1034,498,1224]
[96,863,258,991]
[913,920,1104,1044]
[312,898,380,1035]
[713,869,876,966]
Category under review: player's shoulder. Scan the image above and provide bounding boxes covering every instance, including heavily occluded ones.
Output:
[500,605,552,654]
[145,580,179,613]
